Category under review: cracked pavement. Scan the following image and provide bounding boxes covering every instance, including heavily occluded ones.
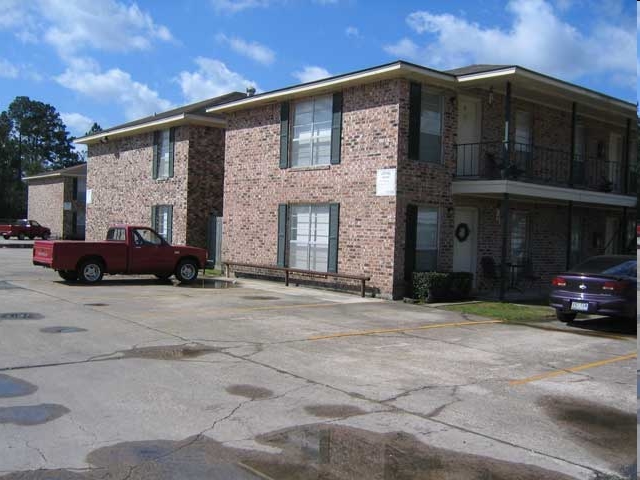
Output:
[0,249,637,479]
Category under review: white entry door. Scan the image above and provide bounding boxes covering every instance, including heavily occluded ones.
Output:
[456,96,482,176]
[453,207,478,282]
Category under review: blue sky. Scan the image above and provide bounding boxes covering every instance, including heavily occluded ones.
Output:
[0,0,636,140]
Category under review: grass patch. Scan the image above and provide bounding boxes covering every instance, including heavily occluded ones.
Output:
[204,268,223,277]
[440,301,555,323]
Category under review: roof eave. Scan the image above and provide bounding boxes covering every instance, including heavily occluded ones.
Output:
[75,113,227,145]
[206,62,455,114]
[457,66,636,113]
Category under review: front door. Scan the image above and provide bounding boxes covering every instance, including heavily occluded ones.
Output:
[456,96,481,176]
[453,207,478,283]
[129,227,175,274]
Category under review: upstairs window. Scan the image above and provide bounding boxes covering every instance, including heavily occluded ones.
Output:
[409,83,444,164]
[291,96,333,167]
[153,128,174,179]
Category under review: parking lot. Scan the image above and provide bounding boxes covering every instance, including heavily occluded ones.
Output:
[0,248,637,479]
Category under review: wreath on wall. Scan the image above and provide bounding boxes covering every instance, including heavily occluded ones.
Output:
[455,223,470,242]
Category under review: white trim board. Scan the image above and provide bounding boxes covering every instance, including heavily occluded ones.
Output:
[452,180,637,208]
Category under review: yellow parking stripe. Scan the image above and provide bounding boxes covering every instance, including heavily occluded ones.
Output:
[308,320,502,340]
[510,352,637,386]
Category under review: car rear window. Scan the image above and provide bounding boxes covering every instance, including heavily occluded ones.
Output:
[571,257,637,277]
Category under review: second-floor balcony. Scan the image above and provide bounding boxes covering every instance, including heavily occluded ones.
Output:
[454,141,636,195]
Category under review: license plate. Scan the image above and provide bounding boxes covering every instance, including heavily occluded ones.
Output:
[571,301,589,312]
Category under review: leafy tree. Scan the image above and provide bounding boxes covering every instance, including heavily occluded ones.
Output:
[0,96,82,217]
[85,122,103,136]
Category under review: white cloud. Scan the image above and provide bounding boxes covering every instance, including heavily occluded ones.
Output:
[384,0,635,85]
[0,0,172,54]
[345,26,361,38]
[292,66,331,83]
[0,58,19,78]
[217,34,275,65]
[56,65,173,120]
[177,57,258,103]
[383,37,419,59]
[40,0,172,54]
[61,112,94,138]
[210,0,270,13]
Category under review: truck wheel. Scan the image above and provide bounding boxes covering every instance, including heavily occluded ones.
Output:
[2,235,9,240]
[42,233,50,240]
[78,259,104,284]
[58,270,78,282]
[175,259,198,284]
[17,233,25,240]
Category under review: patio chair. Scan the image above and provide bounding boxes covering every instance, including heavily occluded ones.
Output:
[479,256,502,292]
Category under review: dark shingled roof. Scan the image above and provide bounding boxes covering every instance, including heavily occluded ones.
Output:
[94,91,247,136]
[445,64,512,75]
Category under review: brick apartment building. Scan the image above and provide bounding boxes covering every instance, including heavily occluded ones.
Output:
[75,92,245,263]
[24,163,87,239]
[208,61,637,299]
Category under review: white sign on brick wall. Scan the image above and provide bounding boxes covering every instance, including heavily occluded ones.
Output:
[376,168,396,196]
[86,189,92,204]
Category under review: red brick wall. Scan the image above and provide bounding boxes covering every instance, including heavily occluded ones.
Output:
[223,80,402,296]
[86,125,224,248]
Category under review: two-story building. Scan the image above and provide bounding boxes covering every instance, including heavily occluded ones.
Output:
[24,163,87,239]
[75,92,245,263]
[208,61,637,299]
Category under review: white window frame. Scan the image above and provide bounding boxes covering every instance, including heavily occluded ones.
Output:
[419,89,444,164]
[290,95,333,167]
[155,129,172,179]
[415,206,439,271]
[288,204,330,272]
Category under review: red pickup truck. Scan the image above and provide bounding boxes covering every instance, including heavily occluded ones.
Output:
[33,225,207,284]
[0,219,51,240]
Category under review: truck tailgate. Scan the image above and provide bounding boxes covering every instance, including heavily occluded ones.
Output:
[32,241,54,266]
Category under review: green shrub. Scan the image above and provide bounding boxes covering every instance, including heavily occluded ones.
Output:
[412,271,473,303]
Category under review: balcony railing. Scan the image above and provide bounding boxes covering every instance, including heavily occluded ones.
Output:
[454,141,634,194]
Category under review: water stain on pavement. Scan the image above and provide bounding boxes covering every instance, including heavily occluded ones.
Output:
[0,312,43,321]
[304,404,366,418]
[83,303,108,307]
[119,344,220,360]
[540,396,636,475]
[241,296,280,301]
[0,374,37,397]
[0,424,578,479]
[226,384,273,399]
[0,404,69,425]
[40,326,88,333]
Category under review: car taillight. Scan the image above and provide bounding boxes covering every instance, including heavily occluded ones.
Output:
[552,277,567,287]
[602,281,627,292]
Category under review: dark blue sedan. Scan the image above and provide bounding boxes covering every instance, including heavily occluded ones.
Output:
[549,255,637,322]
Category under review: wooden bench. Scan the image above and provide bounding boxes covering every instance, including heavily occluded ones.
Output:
[223,261,370,297]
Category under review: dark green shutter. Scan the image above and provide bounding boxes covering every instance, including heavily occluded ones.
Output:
[168,128,175,178]
[277,204,288,267]
[404,204,418,283]
[330,92,343,165]
[151,205,157,230]
[279,102,290,169]
[152,131,159,179]
[72,178,78,200]
[408,82,422,161]
[167,205,173,244]
[328,203,340,273]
